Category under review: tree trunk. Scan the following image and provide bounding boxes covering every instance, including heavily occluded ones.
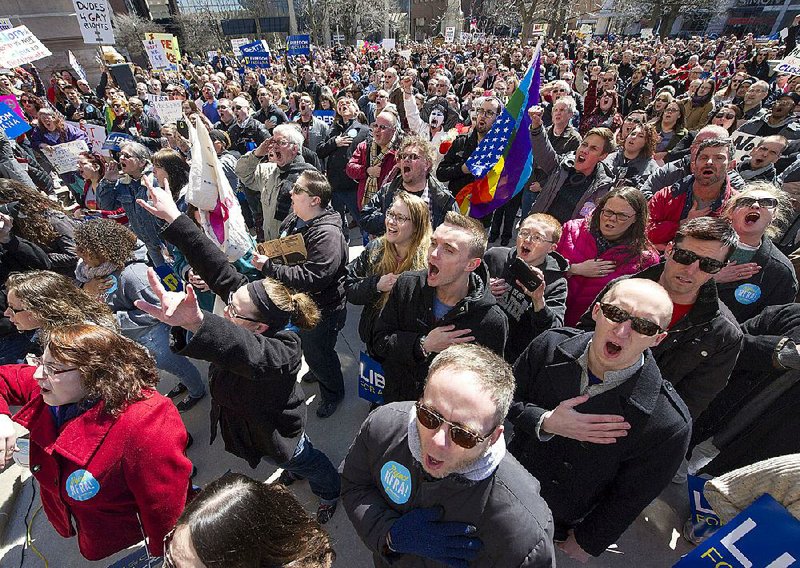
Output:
[659,5,680,37]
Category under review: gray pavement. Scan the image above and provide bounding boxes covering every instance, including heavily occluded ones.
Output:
[0,239,697,567]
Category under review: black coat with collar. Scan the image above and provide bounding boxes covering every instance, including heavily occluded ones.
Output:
[508,329,691,557]
[436,130,479,197]
[316,118,370,192]
[578,262,743,419]
[371,262,508,402]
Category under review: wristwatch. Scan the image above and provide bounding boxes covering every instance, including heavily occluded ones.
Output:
[419,335,430,359]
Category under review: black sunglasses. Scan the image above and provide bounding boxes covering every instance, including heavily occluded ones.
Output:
[415,401,489,449]
[598,302,663,336]
[671,246,725,274]
[736,196,778,209]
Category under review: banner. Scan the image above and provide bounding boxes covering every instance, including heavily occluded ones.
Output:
[240,40,270,67]
[102,131,133,152]
[143,39,171,70]
[313,109,334,126]
[151,99,183,124]
[72,0,115,45]
[287,34,310,56]
[0,102,31,138]
[143,32,181,69]
[358,351,384,404]
[231,38,250,58]
[154,264,183,292]
[68,50,88,83]
[41,140,90,174]
[445,27,455,43]
[0,94,24,120]
[0,26,52,68]
[675,494,800,567]
[67,121,107,155]
[775,47,800,77]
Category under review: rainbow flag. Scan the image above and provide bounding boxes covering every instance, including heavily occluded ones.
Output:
[456,43,542,218]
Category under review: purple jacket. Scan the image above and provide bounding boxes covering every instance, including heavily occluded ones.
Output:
[29,122,87,149]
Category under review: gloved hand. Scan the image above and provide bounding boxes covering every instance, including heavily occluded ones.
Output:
[386,507,483,568]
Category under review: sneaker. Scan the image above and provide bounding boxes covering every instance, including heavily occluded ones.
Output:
[316,501,337,524]
[301,370,318,384]
[278,469,304,486]
[316,399,340,419]
[168,382,188,399]
[176,393,205,413]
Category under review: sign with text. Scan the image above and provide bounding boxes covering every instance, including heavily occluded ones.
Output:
[72,0,114,45]
[731,130,764,162]
[0,94,24,120]
[41,140,90,174]
[231,38,250,57]
[675,494,800,567]
[0,101,31,138]
[68,50,88,82]
[240,40,270,67]
[775,47,800,77]
[102,131,133,152]
[67,120,107,155]
[358,351,384,404]
[445,27,455,43]
[382,38,396,51]
[287,34,310,56]
[151,99,183,123]
[143,32,181,69]
[0,26,52,68]
[143,39,171,70]
[0,18,12,31]
[687,475,723,542]
[313,109,334,126]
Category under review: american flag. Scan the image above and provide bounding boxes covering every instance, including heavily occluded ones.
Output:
[466,109,515,178]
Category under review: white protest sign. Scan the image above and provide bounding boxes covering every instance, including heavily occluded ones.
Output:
[41,140,90,174]
[445,27,455,43]
[72,0,114,45]
[775,47,800,77]
[143,39,170,70]
[731,130,764,162]
[0,26,52,68]
[67,120,107,155]
[640,28,654,39]
[398,49,412,59]
[382,38,396,51]
[532,23,548,35]
[151,99,183,123]
[68,50,88,82]
[460,32,471,43]
[231,38,250,58]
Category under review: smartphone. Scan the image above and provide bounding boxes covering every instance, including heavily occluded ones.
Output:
[510,257,543,291]
[177,119,189,138]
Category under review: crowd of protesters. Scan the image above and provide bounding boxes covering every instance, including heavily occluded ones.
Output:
[1,16,800,566]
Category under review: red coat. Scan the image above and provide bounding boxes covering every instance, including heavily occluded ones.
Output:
[0,365,191,561]
[557,218,661,326]
[345,141,397,209]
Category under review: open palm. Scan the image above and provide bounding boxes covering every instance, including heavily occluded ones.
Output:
[134,268,204,332]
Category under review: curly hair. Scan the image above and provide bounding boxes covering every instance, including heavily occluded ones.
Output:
[589,186,654,263]
[74,218,138,269]
[625,123,658,159]
[46,324,159,416]
[722,181,792,240]
[0,178,63,246]
[6,270,118,333]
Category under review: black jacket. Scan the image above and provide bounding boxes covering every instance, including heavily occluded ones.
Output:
[0,235,51,339]
[372,263,508,402]
[578,262,743,419]
[360,175,458,236]
[262,208,348,316]
[508,329,691,556]
[436,130,479,197]
[41,212,78,277]
[162,215,305,468]
[716,237,797,323]
[316,118,370,192]
[253,103,288,133]
[483,247,568,364]
[227,116,270,156]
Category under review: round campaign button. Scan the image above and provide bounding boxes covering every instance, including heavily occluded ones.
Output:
[380,461,412,505]
[65,469,101,501]
[734,283,761,305]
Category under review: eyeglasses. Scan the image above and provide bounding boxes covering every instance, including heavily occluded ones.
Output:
[475,108,497,117]
[598,302,663,336]
[518,229,554,244]
[715,112,736,120]
[6,305,29,315]
[625,116,644,124]
[234,105,245,110]
[670,246,725,274]
[29,356,78,378]
[399,152,421,161]
[736,196,778,209]
[226,292,262,324]
[386,209,411,224]
[371,122,393,131]
[269,139,292,148]
[415,401,490,449]
[600,208,634,222]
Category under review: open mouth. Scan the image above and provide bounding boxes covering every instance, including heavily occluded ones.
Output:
[520,244,532,256]
[744,211,761,225]
[701,167,715,176]
[425,454,444,470]
[428,263,440,277]
[402,166,412,175]
[605,341,622,356]
[675,274,693,285]
[386,226,399,236]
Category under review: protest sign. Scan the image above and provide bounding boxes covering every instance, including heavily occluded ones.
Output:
[154,264,183,292]
[358,351,384,404]
[240,40,271,67]
[0,102,31,138]
[0,26,52,68]
[445,27,455,43]
[102,131,133,152]
[532,23,548,35]
[382,38,396,51]
[41,140,90,174]
[640,28,654,39]
[143,32,181,68]
[460,33,471,43]
[68,50,88,83]
[686,475,722,542]
[72,0,115,45]
[775,47,800,77]
[231,38,250,58]
[151,99,183,123]
[731,130,764,162]
[313,109,335,126]
[207,50,217,61]
[0,94,24,120]
[143,39,171,71]
[0,18,12,31]
[675,494,800,567]
[67,121,107,155]
[287,35,310,56]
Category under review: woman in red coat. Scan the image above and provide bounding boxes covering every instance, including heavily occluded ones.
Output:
[0,324,192,561]
[557,186,661,326]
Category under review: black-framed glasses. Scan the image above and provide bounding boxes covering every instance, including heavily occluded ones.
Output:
[736,196,778,209]
[600,208,634,222]
[5,305,29,315]
[226,292,262,324]
[475,108,497,117]
[386,209,411,223]
[670,246,725,274]
[518,229,554,244]
[415,401,490,449]
[399,152,421,161]
[28,356,78,378]
[598,302,663,336]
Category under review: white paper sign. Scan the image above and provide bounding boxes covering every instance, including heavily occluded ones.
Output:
[775,47,800,77]
[445,27,455,43]
[143,39,170,70]
[67,120,107,155]
[0,26,52,68]
[151,99,183,123]
[72,0,114,45]
[382,38,396,51]
[41,140,90,173]
[68,50,88,82]
[0,18,13,31]
[231,38,250,58]
[640,28,654,39]
[731,130,764,162]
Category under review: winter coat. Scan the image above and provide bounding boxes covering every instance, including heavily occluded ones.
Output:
[508,329,691,556]
[162,215,306,467]
[530,125,582,186]
[345,139,398,208]
[557,218,661,326]
[436,130,479,197]
[340,402,555,567]
[372,263,508,402]
[316,118,370,192]
[294,116,330,165]
[601,150,659,187]
[578,262,743,419]
[40,211,79,277]
[29,122,87,149]
[646,174,735,246]
[227,116,270,156]
[640,155,746,198]
[0,365,191,560]
[345,238,391,354]
[482,247,569,363]
[681,99,713,132]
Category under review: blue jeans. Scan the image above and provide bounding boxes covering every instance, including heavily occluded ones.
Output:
[520,188,540,222]
[331,190,362,238]
[276,434,341,502]
[299,308,346,404]
[136,323,205,398]
[0,331,35,365]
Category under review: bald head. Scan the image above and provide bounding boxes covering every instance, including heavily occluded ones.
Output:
[604,279,673,329]
[691,125,730,161]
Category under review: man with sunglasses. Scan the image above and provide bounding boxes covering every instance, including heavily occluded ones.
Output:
[341,344,555,567]
[226,96,269,157]
[510,278,690,561]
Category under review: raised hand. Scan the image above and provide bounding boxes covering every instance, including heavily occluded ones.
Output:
[137,176,181,223]
[134,268,204,333]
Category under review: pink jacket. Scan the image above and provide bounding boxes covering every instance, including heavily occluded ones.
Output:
[557,218,661,326]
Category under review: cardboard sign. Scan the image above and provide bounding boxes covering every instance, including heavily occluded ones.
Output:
[358,351,384,404]
[102,131,133,152]
[41,140,90,174]
[72,0,115,45]
[687,475,723,542]
[240,40,270,68]
[382,38,396,51]
[231,38,250,58]
[0,26,52,68]
[731,130,764,162]
[143,39,171,71]
[151,99,183,123]
[287,34,310,56]
[0,101,31,138]
[445,27,455,43]
[256,233,306,265]
[68,50,88,82]
[775,47,800,77]
[313,109,334,126]
[675,494,800,567]
[143,32,181,68]
[640,27,654,39]
[67,120,107,155]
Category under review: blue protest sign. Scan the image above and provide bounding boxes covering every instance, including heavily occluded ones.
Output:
[287,34,311,56]
[686,474,722,541]
[675,493,800,567]
[358,351,384,404]
[102,132,134,152]
[0,102,31,138]
[313,110,335,126]
[240,40,271,68]
[155,264,184,292]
